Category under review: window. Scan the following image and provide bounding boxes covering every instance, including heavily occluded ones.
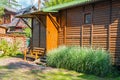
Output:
[84,13,92,24]
[4,15,10,24]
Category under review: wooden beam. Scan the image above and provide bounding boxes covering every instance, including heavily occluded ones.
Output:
[34,15,46,27]
[65,9,67,45]
[48,15,59,30]
[64,26,66,45]
[91,4,95,46]
[91,24,93,46]
[81,25,83,47]
[48,13,61,29]
[31,18,33,48]
[21,18,32,30]
[108,0,112,51]
[81,6,85,47]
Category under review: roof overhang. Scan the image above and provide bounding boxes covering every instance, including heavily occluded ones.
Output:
[16,11,58,18]
[42,0,102,12]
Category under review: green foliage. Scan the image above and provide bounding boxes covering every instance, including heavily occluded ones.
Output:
[0,0,21,16]
[24,27,32,38]
[43,0,74,7]
[0,39,20,56]
[0,7,4,16]
[47,46,112,77]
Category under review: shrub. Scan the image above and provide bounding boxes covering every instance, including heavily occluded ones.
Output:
[0,39,20,56]
[47,46,112,77]
[24,27,31,38]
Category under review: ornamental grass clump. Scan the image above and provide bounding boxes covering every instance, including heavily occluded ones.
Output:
[47,46,112,77]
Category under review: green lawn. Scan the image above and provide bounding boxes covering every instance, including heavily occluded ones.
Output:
[0,66,120,80]
[0,55,120,80]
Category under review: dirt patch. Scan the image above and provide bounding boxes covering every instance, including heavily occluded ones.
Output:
[0,57,52,71]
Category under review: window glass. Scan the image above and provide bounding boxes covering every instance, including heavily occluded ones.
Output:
[84,13,92,24]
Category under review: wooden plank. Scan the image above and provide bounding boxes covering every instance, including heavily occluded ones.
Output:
[91,24,93,46]
[21,18,31,30]
[81,25,83,46]
[34,15,46,27]
[64,26,66,45]
[46,15,58,52]
[48,13,60,27]
[108,0,112,51]
[48,15,59,30]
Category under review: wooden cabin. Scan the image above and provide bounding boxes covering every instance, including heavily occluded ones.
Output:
[7,18,26,34]
[0,7,17,24]
[17,0,120,65]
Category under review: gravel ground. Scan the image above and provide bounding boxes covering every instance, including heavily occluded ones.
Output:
[0,57,51,71]
[0,57,55,80]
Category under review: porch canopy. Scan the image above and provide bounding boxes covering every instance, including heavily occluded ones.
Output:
[16,11,46,18]
[16,10,57,18]
[16,10,60,30]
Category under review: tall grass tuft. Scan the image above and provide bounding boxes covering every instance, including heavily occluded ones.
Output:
[47,46,112,77]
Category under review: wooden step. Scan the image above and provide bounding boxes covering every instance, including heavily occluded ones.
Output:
[26,54,39,59]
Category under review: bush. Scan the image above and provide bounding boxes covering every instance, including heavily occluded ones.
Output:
[47,46,112,77]
[0,39,20,56]
[24,27,31,38]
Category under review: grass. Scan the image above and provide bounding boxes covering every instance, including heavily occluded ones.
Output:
[0,67,120,80]
[47,46,112,77]
[0,53,23,59]
[0,56,119,80]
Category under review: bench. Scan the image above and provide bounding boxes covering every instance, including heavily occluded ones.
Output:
[23,47,45,61]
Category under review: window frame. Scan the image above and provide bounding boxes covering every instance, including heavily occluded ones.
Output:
[84,13,92,24]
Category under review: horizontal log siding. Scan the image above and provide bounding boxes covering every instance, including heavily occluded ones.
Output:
[82,25,91,47]
[110,0,120,65]
[93,1,109,50]
[66,7,82,46]
[58,11,66,45]
[66,27,81,45]
[58,0,120,65]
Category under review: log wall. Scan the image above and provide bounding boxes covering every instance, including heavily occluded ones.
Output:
[58,0,120,65]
